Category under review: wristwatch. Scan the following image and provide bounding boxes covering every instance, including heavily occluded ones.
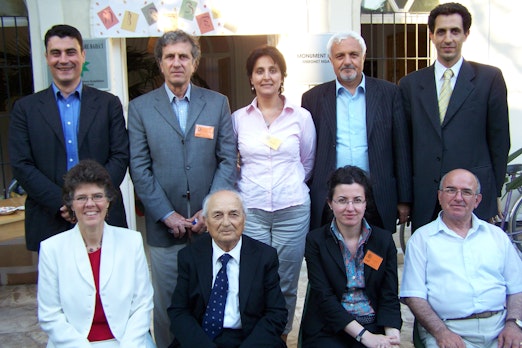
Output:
[355,328,367,342]
[506,318,522,329]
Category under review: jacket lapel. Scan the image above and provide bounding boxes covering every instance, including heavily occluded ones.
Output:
[194,237,214,303]
[72,225,95,289]
[99,223,114,290]
[238,237,257,313]
[324,227,345,274]
[321,81,337,143]
[185,85,205,136]
[442,60,475,126]
[154,86,184,137]
[365,77,377,138]
[39,86,66,147]
[77,85,98,147]
[417,66,442,136]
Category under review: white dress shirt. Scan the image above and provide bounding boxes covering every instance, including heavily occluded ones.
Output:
[211,238,243,329]
[401,213,522,319]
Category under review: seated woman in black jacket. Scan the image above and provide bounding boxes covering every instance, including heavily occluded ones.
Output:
[301,165,401,348]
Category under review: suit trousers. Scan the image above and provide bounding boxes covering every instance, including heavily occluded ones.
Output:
[418,311,505,348]
[243,197,310,334]
[150,243,186,348]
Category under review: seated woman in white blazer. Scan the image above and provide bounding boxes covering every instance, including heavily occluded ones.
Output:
[38,160,155,348]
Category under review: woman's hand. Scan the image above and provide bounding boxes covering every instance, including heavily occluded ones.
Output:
[384,327,401,347]
[360,330,401,348]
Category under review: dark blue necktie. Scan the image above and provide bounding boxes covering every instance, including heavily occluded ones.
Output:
[203,253,232,340]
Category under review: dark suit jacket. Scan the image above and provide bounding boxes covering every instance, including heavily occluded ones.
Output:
[168,234,287,348]
[301,224,401,344]
[128,84,237,247]
[8,85,129,251]
[302,78,412,233]
[400,60,510,229]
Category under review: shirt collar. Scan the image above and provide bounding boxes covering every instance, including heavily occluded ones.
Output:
[434,56,464,81]
[52,81,83,100]
[164,83,191,102]
[246,95,293,114]
[329,217,372,244]
[211,236,242,265]
[432,211,483,238]
[335,73,366,97]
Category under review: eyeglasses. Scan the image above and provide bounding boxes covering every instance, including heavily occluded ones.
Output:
[440,187,477,198]
[73,193,106,203]
[331,197,366,206]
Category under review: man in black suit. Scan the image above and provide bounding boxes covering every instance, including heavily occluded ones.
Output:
[168,190,287,348]
[399,2,510,230]
[302,31,412,233]
[8,25,128,251]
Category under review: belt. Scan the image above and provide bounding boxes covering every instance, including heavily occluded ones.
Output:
[356,314,376,324]
[448,310,502,321]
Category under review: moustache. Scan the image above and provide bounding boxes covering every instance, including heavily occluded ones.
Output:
[341,65,356,71]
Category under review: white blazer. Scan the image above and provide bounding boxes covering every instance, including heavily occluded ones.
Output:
[38,223,154,348]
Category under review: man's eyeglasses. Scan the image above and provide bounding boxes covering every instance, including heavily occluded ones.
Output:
[440,187,477,198]
[331,197,366,206]
[73,193,106,203]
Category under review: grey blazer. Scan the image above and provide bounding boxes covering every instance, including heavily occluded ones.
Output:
[129,84,237,247]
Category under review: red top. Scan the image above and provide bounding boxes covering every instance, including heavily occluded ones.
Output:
[87,248,115,342]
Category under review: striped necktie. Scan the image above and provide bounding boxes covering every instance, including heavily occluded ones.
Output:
[438,68,454,123]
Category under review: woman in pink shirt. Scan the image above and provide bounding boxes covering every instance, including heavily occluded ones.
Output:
[231,45,316,339]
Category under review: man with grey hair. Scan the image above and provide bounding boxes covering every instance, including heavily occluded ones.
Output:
[129,30,237,347]
[401,168,522,347]
[168,190,287,347]
[302,31,412,233]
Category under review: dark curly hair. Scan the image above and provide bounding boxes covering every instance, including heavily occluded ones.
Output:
[428,2,472,34]
[326,165,379,225]
[62,160,117,216]
[44,24,83,51]
[246,45,287,95]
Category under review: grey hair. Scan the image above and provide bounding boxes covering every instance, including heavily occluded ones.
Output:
[439,170,482,194]
[201,190,246,218]
[327,31,367,58]
[154,30,201,66]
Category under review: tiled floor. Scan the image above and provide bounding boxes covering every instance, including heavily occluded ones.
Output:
[0,232,414,348]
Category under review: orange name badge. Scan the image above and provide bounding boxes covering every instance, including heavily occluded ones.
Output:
[194,124,214,139]
[363,250,383,270]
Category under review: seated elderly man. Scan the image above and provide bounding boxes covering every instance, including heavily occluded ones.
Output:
[401,169,522,348]
[167,190,288,348]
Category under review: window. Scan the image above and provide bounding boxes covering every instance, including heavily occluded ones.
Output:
[0,16,32,198]
[361,0,437,83]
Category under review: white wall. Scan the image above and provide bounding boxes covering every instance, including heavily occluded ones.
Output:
[449,0,522,155]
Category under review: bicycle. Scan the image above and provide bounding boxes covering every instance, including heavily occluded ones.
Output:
[498,163,522,255]
[398,163,522,255]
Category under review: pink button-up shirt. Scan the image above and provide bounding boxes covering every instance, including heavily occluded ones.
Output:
[232,97,316,211]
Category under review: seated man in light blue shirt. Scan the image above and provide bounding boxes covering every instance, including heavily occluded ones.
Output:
[401,169,522,348]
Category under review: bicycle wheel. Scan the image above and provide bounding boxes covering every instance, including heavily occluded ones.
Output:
[507,195,522,253]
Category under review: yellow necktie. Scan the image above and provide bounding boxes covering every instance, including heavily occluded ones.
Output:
[438,69,454,123]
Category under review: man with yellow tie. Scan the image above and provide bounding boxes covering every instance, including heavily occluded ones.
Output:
[399,2,510,230]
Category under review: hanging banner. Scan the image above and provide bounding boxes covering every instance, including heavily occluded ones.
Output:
[90,0,306,37]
